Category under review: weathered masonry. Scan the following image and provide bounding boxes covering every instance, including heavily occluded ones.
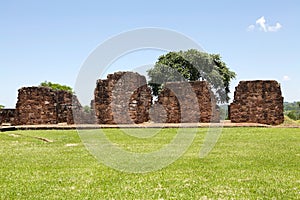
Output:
[94,72,152,124]
[14,87,94,125]
[0,72,285,126]
[15,87,74,125]
[0,109,15,125]
[151,81,220,123]
[229,80,284,125]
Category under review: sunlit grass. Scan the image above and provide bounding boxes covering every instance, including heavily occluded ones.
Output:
[0,128,299,199]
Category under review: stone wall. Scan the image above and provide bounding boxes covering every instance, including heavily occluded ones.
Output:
[56,90,74,124]
[229,80,284,125]
[4,75,285,126]
[151,81,219,123]
[72,99,96,124]
[94,72,152,124]
[15,87,59,125]
[14,87,94,125]
[0,109,16,125]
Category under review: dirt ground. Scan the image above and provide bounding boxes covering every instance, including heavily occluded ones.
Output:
[3,120,299,132]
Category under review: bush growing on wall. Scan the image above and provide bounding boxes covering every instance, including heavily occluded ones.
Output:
[39,81,73,93]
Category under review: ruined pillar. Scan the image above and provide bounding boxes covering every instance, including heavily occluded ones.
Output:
[229,80,284,125]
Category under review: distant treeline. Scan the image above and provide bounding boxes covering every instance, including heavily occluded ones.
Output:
[284,102,300,120]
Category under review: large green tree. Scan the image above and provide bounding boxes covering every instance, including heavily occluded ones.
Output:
[147,49,236,103]
[39,81,73,93]
[0,105,4,109]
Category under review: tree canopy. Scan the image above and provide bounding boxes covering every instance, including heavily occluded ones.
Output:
[39,81,73,93]
[147,49,236,103]
[0,105,4,109]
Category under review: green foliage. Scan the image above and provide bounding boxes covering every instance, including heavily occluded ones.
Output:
[284,101,300,120]
[284,101,300,111]
[147,49,236,103]
[0,105,4,109]
[0,128,299,199]
[287,110,298,120]
[211,54,237,99]
[40,81,73,93]
[83,105,91,113]
[283,115,300,126]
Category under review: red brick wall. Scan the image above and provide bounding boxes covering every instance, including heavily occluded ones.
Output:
[14,87,95,125]
[152,81,220,123]
[229,80,284,125]
[94,72,152,124]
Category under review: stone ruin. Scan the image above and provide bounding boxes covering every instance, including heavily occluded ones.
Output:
[0,109,15,125]
[150,81,220,123]
[94,72,152,124]
[0,72,285,126]
[93,72,220,124]
[14,87,94,125]
[72,100,96,124]
[229,80,284,125]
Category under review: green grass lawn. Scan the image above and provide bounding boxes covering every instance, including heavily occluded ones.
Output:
[0,128,299,199]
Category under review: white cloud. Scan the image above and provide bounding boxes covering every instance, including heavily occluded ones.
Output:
[283,75,291,81]
[247,16,282,32]
[256,16,267,32]
[268,22,282,32]
[247,24,255,32]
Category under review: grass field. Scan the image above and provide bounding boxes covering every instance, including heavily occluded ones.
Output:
[0,128,299,199]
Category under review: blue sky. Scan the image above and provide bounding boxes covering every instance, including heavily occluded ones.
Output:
[1,0,299,107]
